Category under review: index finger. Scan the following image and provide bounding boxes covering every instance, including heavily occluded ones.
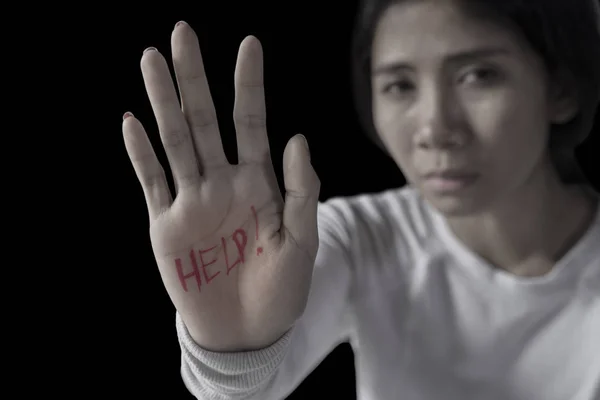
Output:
[141,48,201,191]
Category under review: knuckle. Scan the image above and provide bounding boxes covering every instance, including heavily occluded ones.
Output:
[313,175,321,191]
[141,171,165,189]
[238,81,263,89]
[234,114,267,130]
[186,108,217,130]
[184,70,208,84]
[177,173,199,188]
[130,153,156,168]
[160,128,189,149]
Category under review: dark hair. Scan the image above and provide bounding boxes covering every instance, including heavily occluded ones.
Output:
[350,0,600,183]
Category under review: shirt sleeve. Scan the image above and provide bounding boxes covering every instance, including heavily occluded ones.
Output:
[177,200,355,400]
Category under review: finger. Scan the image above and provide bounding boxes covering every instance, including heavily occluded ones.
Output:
[171,21,228,171]
[233,36,271,164]
[122,113,172,219]
[281,134,320,254]
[141,48,201,190]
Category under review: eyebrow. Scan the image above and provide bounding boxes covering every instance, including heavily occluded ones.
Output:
[372,47,510,76]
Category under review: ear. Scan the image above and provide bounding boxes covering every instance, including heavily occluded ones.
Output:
[547,69,579,124]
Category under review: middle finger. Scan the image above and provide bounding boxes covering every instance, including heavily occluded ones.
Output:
[172,21,228,172]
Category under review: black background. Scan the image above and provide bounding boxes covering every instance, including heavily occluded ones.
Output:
[84,2,598,398]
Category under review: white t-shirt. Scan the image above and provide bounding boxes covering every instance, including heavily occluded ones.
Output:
[176,186,600,400]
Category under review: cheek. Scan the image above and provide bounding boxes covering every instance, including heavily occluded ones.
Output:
[466,89,549,177]
[373,103,417,170]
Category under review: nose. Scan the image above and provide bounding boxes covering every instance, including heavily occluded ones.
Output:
[414,83,468,150]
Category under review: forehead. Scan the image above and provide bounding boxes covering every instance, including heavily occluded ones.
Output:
[371,0,526,64]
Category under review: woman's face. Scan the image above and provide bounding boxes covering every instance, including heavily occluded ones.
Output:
[370,0,577,216]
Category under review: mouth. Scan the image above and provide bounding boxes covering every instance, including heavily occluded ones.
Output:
[422,170,479,193]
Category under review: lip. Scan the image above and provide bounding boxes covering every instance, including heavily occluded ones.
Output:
[422,170,479,192]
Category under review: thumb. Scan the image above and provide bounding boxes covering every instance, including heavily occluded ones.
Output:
[281,134,321,253]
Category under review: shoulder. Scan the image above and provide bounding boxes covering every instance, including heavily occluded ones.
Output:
[578,189,600,295]
[318,185,433,235]
[316,185,440,266]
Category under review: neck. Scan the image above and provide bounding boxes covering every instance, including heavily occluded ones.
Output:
[446,159,596,276]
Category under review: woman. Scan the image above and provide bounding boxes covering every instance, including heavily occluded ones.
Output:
[122,0,600,398]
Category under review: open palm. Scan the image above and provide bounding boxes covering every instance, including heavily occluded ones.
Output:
[122,22,320,351]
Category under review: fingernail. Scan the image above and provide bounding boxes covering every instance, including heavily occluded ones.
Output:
[247,35,260,52]
[299,134,308,147]
[299,134,310,160]
[123,112,134,121]
[175,21,187,29]
[143,47,157,54]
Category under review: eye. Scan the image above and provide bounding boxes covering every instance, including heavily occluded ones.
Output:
[459,67,502,86]
[382,80,415,95]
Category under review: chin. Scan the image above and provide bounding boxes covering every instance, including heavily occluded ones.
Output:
[425,196,487,217]
[417,184,493,218]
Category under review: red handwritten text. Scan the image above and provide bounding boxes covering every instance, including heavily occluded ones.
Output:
[174,206,261,292]
[251,205,263,256]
